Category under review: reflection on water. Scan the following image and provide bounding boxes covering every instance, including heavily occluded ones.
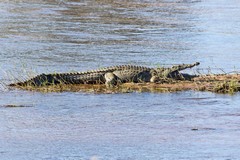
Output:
[0,0,240,159]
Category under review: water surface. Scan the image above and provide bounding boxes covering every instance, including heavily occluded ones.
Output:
[0,0,240,159]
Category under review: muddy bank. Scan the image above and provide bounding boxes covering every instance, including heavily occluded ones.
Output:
[9,74,240,94]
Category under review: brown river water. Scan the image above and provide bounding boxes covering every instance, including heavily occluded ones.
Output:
[0,0,240,159]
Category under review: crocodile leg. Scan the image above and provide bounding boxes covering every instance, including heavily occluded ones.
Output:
[104,72,120,87]
[104,70,153,87]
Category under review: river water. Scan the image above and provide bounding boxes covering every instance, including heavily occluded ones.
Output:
[0,0,240,159]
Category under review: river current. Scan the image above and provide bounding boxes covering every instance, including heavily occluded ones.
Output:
[0,0,240,159]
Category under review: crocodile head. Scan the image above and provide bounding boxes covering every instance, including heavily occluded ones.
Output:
[152,62,200,80]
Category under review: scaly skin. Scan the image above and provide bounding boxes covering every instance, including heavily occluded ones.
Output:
[9,62,200,87]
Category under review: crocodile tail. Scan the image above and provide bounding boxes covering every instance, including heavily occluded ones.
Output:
[171,62,200,71]
[9,74,61,87]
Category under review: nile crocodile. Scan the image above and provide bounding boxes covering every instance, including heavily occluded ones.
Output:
[9,62,200,87]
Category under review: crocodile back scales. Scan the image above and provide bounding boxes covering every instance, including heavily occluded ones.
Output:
[9,65,152,86]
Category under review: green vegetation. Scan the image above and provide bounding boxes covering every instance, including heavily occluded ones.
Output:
[213,80,240,94]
